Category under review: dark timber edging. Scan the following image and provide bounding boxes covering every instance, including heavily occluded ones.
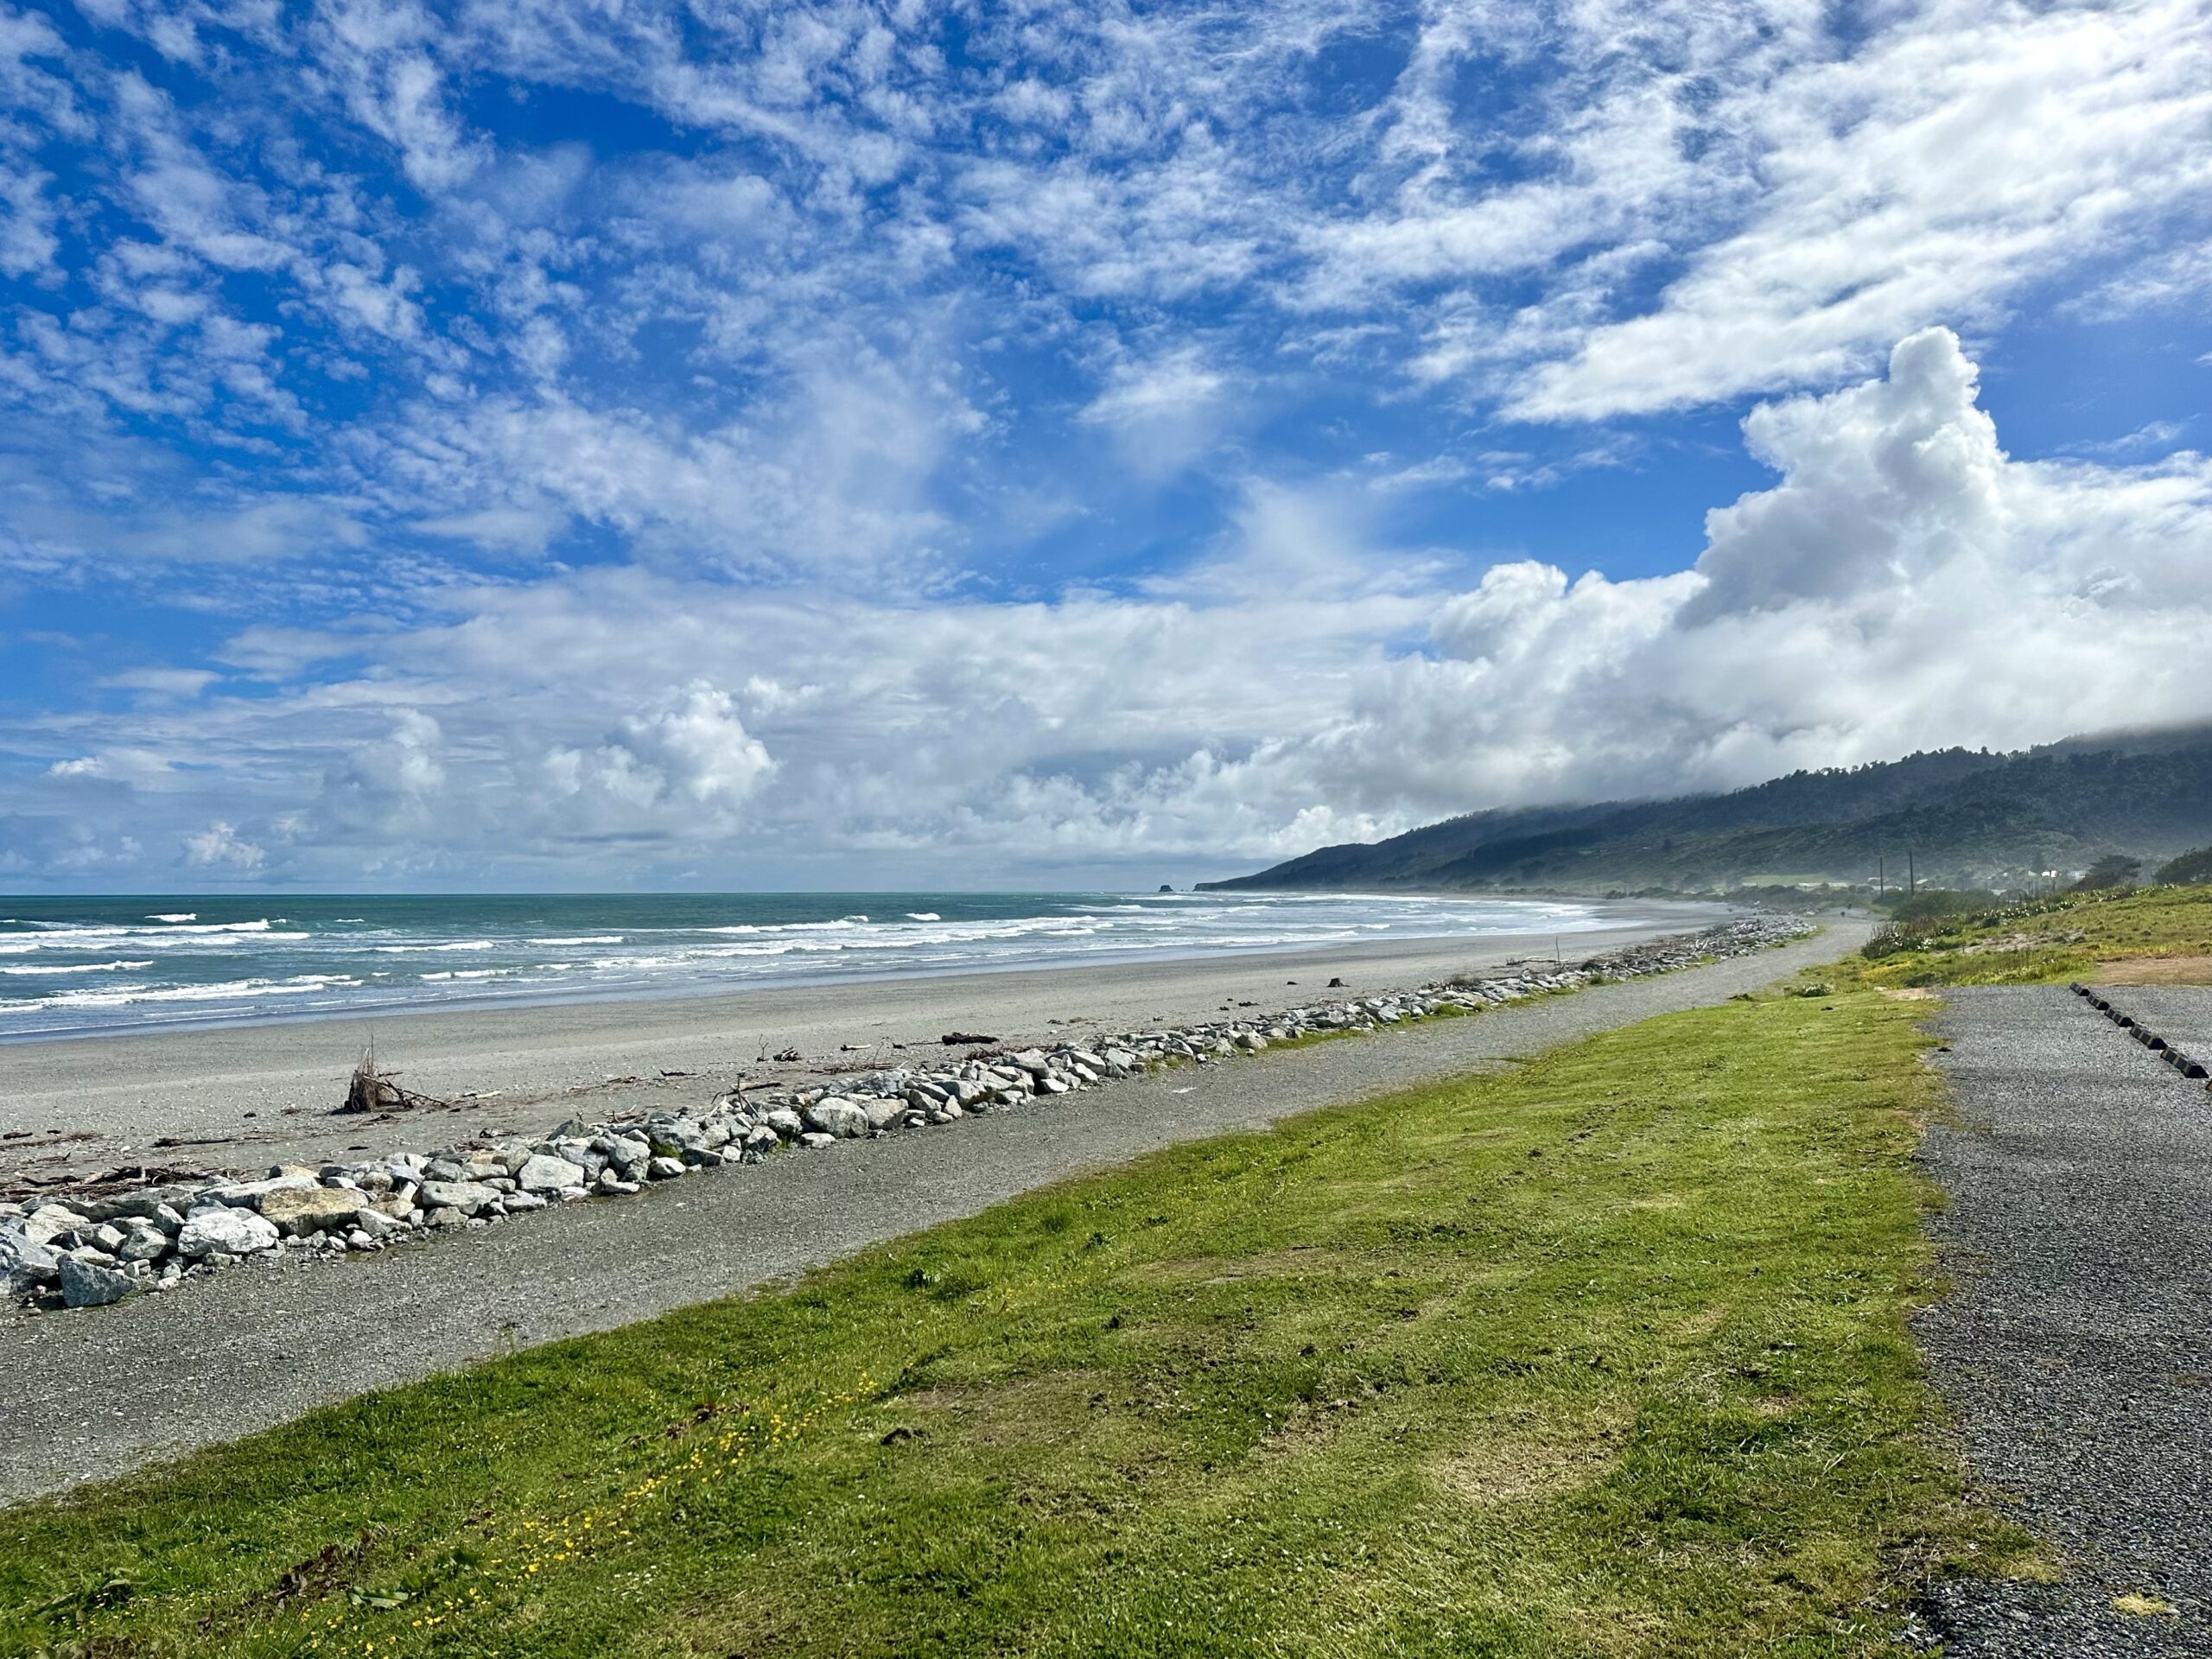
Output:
[2070,982,2212,1080]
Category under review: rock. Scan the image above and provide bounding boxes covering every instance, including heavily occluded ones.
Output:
[354,1207,410,1240]
[205,1173,321,1210]
[114,1221,170,1263]
[859,1097,903,1131]
[259,1185,370,1237]
[57,1254,134,1308]
[592,1172,640,1196]
[765,1108,805,1139]
[802,1098,871,1139]
[646,1156,688,1180]
[798,1131,838,1149]
[178,1206,280,1257]
[0,1230,58,1295]
[21,1205,90,1248]
[1007,1048,1052,1076]
[78,1185,200,1224]
[515,1154,587,1193]
[503,1189,548,1211]
[417,1179,499,1215]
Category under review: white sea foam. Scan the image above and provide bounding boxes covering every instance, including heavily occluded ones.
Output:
[0,973,353,1014]
[145,912,198,923]
[0,959,155,976]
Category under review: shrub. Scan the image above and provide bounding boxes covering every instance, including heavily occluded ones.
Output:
[2069,854,2142,892]
[1884,889,1997,922]
[2155,846,2212,886]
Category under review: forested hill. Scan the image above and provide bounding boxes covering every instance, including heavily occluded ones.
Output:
[1201,728,2212,893]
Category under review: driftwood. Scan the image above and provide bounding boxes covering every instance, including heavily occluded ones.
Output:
[338,1046,450,1115]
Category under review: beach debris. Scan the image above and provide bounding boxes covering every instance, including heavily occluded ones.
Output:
[0,915,1815,1316]
[340,1047,448,1116]
[1327,976,1347,988]
[772,1046,801,1063]
[940,1031,997,1046]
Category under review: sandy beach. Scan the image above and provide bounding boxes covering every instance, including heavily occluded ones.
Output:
[0,902,1732,1191]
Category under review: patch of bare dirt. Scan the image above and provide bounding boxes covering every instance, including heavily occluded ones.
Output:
[1427,1402,1636,1506]
[2088,955,2212,986]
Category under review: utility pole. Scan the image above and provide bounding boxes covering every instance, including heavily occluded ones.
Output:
[1907,848,1916,896]
[1878,855,1885,899]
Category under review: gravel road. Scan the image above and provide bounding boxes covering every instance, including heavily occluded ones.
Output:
[1917,985,2212,1656]
[0,923,1855,1505]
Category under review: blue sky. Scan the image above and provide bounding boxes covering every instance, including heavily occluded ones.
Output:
[3,0,2211,889]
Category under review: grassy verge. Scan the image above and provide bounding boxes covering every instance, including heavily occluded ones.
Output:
[3,990,2031,1658]
[1837,885,2212,990]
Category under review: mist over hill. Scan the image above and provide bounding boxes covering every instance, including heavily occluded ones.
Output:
[1201,727,2212,895]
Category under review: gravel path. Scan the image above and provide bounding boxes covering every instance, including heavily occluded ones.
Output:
[1917,986,2212,1656]
[0,924,1854,1504]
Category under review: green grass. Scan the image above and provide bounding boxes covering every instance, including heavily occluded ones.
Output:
[2,991,2034,1658]
[1840,883,2212,989]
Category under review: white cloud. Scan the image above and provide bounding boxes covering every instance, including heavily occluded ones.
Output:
[1502,0,2212,419]
[183,820,264,871]
[614,681,775,809]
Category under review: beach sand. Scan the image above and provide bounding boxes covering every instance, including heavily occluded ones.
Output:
[0,903,1732,1189]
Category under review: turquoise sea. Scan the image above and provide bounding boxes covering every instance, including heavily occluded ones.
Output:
[0,891,1627,1042]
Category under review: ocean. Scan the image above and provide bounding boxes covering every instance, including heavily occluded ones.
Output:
[0,891,1629,1042]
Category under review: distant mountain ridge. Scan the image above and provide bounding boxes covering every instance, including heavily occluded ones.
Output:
[1202,727,2212,894]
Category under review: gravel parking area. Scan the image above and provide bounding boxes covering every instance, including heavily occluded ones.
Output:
[0,924,1853,1504]
[1917,986,2212,1656]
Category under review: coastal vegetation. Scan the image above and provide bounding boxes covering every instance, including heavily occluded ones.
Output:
[2,988,2035,1656]
[1849,883,2212,989]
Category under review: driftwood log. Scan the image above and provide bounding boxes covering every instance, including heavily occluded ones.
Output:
[339,1048,449,1115]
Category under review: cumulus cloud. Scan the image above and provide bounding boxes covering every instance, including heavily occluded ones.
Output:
[1312,327,2212,804]
[183,820,264,871]
[613,682,775,809]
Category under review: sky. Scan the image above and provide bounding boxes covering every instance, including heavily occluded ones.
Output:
[2,0,2211,891]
